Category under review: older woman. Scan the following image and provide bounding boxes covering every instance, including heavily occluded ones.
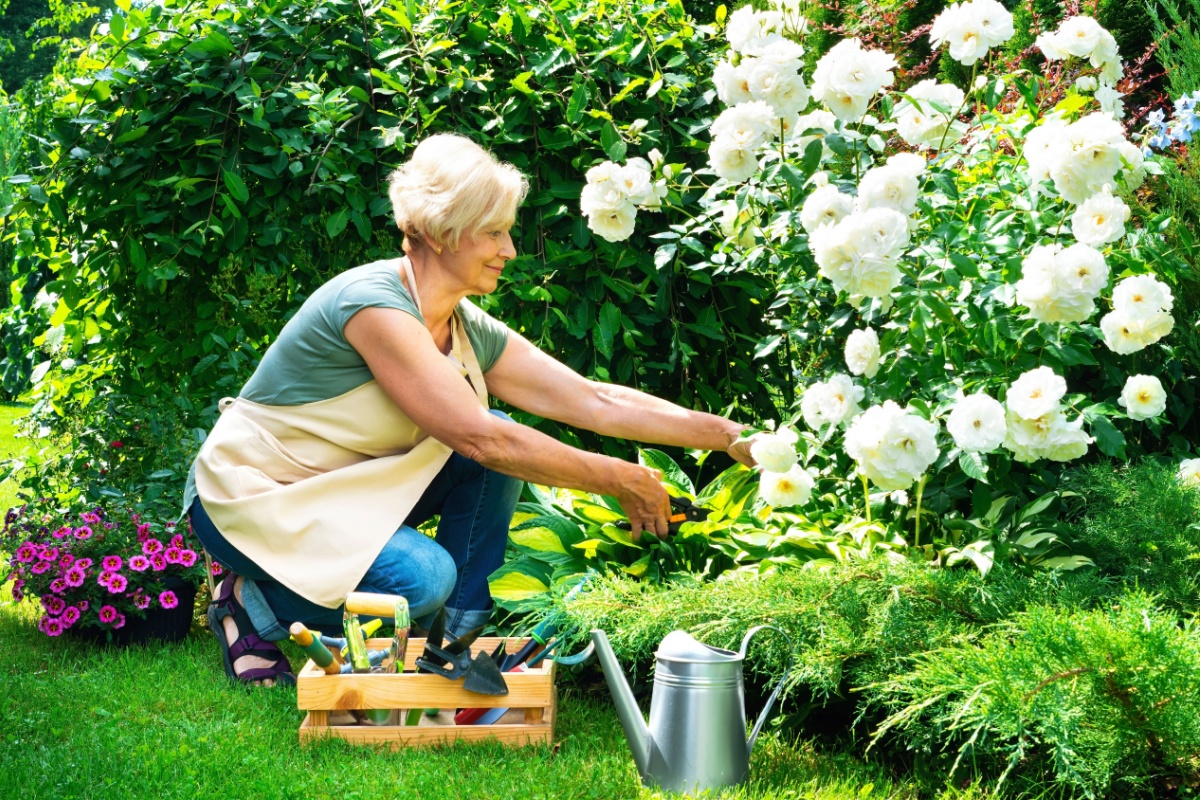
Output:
[186,134,754,686]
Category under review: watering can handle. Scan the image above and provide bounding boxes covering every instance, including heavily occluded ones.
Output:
[739,624,794,756]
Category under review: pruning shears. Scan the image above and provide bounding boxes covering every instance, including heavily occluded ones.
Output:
[616,495,710,536]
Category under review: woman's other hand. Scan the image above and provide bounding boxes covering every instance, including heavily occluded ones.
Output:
[726,433,759,468]
[614,466,671,541]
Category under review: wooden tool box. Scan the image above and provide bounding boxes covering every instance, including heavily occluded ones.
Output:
[297,637,556,749]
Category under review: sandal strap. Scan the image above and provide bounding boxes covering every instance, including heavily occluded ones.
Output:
[229,633,280,662]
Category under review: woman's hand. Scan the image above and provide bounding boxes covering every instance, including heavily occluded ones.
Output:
[726,433,759,468]
[614,465,671,541]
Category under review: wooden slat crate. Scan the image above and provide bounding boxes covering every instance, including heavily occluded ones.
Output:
[297,636,556,749]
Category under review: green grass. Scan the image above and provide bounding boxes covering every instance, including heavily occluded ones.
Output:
[0,407,993,800]
[0,404,31,515]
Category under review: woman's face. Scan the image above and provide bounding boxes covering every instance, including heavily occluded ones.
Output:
[443,224,516,295]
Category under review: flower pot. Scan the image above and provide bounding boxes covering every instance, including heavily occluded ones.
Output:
[70,576,198,647]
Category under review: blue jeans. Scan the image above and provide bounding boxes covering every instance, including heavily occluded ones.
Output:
[190,410,523,641]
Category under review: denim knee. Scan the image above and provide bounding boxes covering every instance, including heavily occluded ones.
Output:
[412,547,457,616]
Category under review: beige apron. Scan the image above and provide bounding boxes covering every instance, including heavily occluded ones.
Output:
[194,258,488,608]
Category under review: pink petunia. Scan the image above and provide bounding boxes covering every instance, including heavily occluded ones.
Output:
[74,526,93,540]
[11,580,24,602]
[211,562,224,576]
[78,599,89,611]
[169,534,184,549]
[129,555,149,572]
[75,558,93,570]
[31,561,51,575]
[39,546,60,562]
[64,567,86,587]
[102,555,123,572]
[50,579,68,595]
[136,523,151,542]
[164,547,182,565]
[98,605,117,623]
[179,550,197,568]
[43,617,63,637]
[80,511,101,524]
[111,613,126,629]
[43,596,65,615]
[106,574,128,593]
[97,571,112,588]
[58,553,75,570]
[61,606,81,627]
[103,522,116,530]
[142,538,163,555]
[14,542,36,562]
[166,521,177,530]
[150,554,167,571]
[159,590,178,609]
[134,593,151,610]
[51,526,71,539]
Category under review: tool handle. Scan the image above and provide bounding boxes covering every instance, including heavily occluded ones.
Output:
[344,591,405,618]
[289,622,341,675]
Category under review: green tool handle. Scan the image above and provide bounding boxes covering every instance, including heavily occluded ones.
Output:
[343,612,372,673]
[289,622,341,675]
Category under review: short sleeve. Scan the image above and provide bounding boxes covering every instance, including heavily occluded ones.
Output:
[456,300,510,373]
[330,260,423,339]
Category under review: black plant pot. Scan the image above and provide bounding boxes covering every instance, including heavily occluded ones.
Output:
[71,576,198,647]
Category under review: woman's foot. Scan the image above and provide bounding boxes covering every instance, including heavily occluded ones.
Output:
[207,574,295,687]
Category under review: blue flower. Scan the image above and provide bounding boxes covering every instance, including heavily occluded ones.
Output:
[1148,132,1173,150]
[1147,108,1167,130]
[1169,124,1193,144]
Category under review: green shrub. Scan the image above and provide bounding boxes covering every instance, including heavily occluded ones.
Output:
[872,592,1200,798]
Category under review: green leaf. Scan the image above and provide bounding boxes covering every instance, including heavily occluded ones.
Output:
[510,70,535,94]
[222,170,249,203]
[114,125,149,144]
[510,526,569,554]
[638,448,694,495]
[566,81,589,124]
[958,451,989,482]
[488,570,549,601]
[596,301,620,358]
[1090,415,1126,458]
[326,209,350,238]
[600,123,626,162]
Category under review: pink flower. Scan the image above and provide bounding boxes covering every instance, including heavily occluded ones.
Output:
[102,555,123,572]
[58,553,75,570]
[80,511,101,524]
[110,440,124,449]
[169,534,184,549]
[106,574,128,593]
[65,567,86,587]
[61,606,81,627]
[159,590,179,609]
[14,542,36,562]
[179,550,198,568]
[51,526,71,539]
[97,571,112,588]
[98,605,117,623]
[134,593,151,610]
[76,558,93,570]
[39,546,60,562]
[111,613,126,629]
[129,555,149,572]
[31,561,51,575]
[78,599,89,611]
[103,522,116,530]
[74,526,93,540]
[166,521,177,529]
[164,547,182,564]
[211,562,224,576]
[50,579,68,594]
[11,580,24,602]
[142,538,163,555]
[43,617,63,637]
[150,554,167,571]
[43,596,66,615]
[136,523,151,542]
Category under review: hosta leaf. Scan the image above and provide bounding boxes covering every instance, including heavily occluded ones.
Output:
[638,448,693,495]
[509,526,568,554]
[488,570,549,602]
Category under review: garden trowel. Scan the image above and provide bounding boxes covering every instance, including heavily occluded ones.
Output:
[414,608,509,695]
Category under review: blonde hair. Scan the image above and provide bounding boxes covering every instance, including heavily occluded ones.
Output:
[388,134,529,252]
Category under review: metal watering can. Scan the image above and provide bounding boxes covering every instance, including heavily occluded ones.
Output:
[591,626,793,795]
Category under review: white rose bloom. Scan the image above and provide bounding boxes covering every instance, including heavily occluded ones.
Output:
[1015,243,1107,324]
[758,38,806,70]
[1100,309,1175,354]
[750,429,800,472]
[1040,414,1093,462]
[844,328,881,378]
[929,3,990,65]
[947,393,1007,452]
[1178,458,1200,488]
[894,79,965,149]
[1004,409,1090,463]
[1036,31,1068,60]
[973,0,1015,46]
[793,108,838,145]
[1055,243,1110,297]
[844,401,940,491]
[1119,374,1167,421]
[726,6,786,56]
[585,160,623,187]
[1023,117,1070,186]
[759,464,814,507]
[711,101,778,150]
[580,181,627,217]
[1075,76,1098,92]
[713,60,754,106]
[809,208,909,297]
[800,373,865,430]
[718,202,758,248]
[748,62,811,118]
[587,202,638,243]
[1071,186,1130,246]
[708,138,759,183]
[811,38,897,121]
[616,160,654,205]
[1058,15,1103,57]
[1006,366,1068,420]
[1112,274,1174,319]
[1095,81,1125,120]
[800,184,854,234]
[856,160,922,216]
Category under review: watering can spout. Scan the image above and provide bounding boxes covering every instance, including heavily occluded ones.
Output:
[591,629,652,777]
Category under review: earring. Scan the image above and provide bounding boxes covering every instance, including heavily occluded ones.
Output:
[436,247,443,255]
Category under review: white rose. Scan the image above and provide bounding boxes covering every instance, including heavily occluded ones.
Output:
[844,401,940,491]
[726,6,786,56]
[1057,15,1103,58]
[749,429,800,472]
[759,464,814,507]
[1071,186,1130,246]
[1095,81,1125,120]
[800,184,854,234]
[792,109,838,158]
[856,160,922,216]
[1006,366,1067,420]
[758,38,806,70]
[1055,243,1110,297]
[718,202,758,248]
[1112,274,1174,319]
[1040,414,1092,462]
[587,201,638,243]
[748,61,811,118]
[580,181,626,217]
[1023,117,1070,186]
[1119,374,1167,421]
[1036,31,1068,60]
[811,38,897,121]
[1074,76,1098,93]
[947,393,1007,452]
[616,160,654,205]
[1004,409,1090,463]
[1178,458,1200,488]
[800,373,865,430]
[1100,309,1174,354]
[844,328,881,378]
[1015,243,1106,324]
[585,160,622,186]
[973,0,1015,47]
[708,137,759,183]
[894,79,965,149]
[713,60,754,106]
[810,208,909,298]
[711,101,778,150]
[929,3,990,65]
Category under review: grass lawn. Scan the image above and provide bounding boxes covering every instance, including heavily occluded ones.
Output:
[0,407,988,800]
[0,403,31,515]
